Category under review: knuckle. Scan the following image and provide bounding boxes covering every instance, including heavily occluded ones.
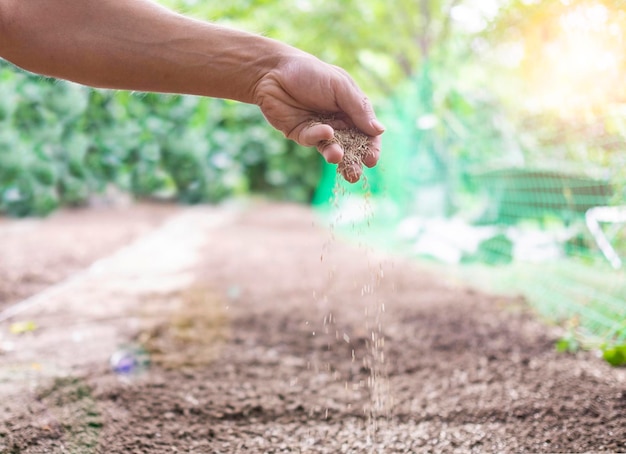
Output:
[361,96,374,114]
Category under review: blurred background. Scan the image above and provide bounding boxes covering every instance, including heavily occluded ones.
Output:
[1,0,625,363]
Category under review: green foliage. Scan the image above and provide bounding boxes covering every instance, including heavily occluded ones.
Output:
[555,334,581,354]
[602,344,626,367]
[0,61,321,216]
[0,0,487,217]
[159,0,463,97]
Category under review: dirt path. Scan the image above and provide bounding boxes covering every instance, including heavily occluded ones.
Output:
[1,202,625,453]
[0,202,179,310]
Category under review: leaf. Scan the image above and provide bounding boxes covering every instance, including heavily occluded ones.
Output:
[602,344,626,367]
[555,336,579,353]
[9,320,38,335]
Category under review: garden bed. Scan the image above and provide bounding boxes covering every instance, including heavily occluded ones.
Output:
[0,202,624,452]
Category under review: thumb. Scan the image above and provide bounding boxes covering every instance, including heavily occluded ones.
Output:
[336,87,385,137]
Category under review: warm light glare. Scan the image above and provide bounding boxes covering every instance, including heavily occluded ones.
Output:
[527,4,623,114]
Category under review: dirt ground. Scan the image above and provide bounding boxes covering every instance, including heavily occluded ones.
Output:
[0,202,180,310]
[0,201,625,453]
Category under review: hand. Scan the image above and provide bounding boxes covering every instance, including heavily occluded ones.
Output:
[253,53,384,183]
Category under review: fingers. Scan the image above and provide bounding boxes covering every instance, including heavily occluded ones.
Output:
[318,133,380,178]
[298,122,344,164]
[341,136,379,183]
[333,70,385,138]
[318,125,382,183]
[362,134,381,168]
[341,163,363,184]
[318,141,343,164]
[299,122,334,147]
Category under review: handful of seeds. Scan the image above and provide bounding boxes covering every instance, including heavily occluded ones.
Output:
[311,116,372,183]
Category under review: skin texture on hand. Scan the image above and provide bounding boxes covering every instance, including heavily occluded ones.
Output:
[254,55,384,182]
[0,0,384,182]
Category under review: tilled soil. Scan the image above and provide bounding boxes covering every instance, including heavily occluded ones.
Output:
[1,202,625,453]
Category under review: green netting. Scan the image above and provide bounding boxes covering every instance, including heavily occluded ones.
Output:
[313,66,626,352]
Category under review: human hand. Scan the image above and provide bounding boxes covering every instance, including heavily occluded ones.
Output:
[253,53,384,183]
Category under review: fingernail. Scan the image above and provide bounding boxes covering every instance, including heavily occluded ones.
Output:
[371,119,386,134]
[321,143,343,164]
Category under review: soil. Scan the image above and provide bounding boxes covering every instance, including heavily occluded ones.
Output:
[1,201,625,453]
[0,201,180,311]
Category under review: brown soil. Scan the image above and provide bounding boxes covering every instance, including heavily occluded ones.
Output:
[1,202,625,453]
[0,202,180,311]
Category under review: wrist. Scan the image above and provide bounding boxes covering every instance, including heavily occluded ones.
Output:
[247,40,306,106]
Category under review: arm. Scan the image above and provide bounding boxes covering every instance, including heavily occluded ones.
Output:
[0,0,383,180]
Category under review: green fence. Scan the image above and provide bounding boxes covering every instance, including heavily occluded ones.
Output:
[314,69,626,363]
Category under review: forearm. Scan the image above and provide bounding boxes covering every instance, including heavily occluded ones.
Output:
[0,0,298,103]
[0,0,384,180]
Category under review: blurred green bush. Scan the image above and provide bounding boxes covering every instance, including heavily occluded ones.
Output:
[0,60,321,217]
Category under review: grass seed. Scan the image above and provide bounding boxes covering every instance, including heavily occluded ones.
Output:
[311,116,371,182]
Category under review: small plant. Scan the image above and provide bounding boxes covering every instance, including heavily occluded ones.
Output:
[601,344,626,367]
[555,333,580,354]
